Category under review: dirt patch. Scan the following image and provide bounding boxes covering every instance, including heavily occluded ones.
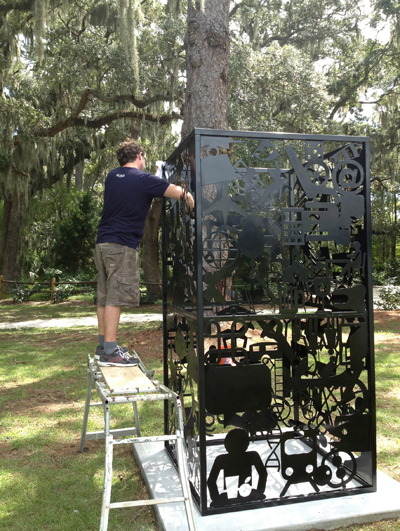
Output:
[119,327,164,363]
[0,439,105,461]
[3,308,399,468]
[0,299,46,306]
[374,309,400,323]
[0,299,162,310]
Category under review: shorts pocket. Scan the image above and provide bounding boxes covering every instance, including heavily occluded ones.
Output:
[117,276,139,305]
[104,249,123,273]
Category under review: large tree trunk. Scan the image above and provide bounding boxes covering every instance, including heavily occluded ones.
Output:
[181,1,231,301]
[142,198,163,299]
[141,1,231,301]
[0,189,27,283]
[181,0,230,137]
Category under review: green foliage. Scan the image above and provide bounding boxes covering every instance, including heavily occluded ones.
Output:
[52,285,94,302]
[2,0,400,286]
[372,269,390,286]
[139,291,162,305]
[0,0,182,208]
[0,148,12,171]
[51,192,100,275]
[0,0,184,283]
[11,281,35,303]
[228,41,331,133]
[22,183,100,277]
[375,283,400,309]
[371,180,400,277]
[52,284,76,302]
[231,0,364,57]
[39,267,63,282]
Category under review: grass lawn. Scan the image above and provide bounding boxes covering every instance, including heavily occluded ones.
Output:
[0,298,162,324]
[0,302,399,531]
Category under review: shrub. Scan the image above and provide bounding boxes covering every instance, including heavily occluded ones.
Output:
[12,282,34,303]
[51,192,100,276]
[53,284,75,302]
[375,283,400,310]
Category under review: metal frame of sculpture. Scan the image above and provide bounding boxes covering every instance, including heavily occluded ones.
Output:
[162,128,376,516]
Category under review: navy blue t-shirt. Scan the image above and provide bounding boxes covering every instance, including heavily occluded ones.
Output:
[96,166,170,249]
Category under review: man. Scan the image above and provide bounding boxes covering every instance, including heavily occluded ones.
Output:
[95,138,194,366]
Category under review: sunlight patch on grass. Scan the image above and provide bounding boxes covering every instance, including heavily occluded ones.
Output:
[0,299,161,325]
[377,434,400,453]
[375,331,400,342]
[0,306,399,530]
[378,387,400,401]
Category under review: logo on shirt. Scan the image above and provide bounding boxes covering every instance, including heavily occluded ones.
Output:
[116,174,125,178]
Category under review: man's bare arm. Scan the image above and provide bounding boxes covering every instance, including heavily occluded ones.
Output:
[164,184,195,210]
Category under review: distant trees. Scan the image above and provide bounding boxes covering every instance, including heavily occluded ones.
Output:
[0,0,183,280]
[1,0,400,284]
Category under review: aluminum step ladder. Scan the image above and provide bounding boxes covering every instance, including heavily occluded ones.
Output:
[79,354,198,531]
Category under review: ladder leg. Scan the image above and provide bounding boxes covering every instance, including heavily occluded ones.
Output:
[99,434,114,531]
[175,401,198,531]
[79,366,93,453]
[132,401,141,437]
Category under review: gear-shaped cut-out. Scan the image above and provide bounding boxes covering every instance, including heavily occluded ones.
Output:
[321,449,356,488]
[332,160,364,194]
[203,231,238,270]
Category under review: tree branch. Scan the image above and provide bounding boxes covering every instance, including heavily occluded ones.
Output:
[0,0,34,13]
[11,89,182,144]
[371,175,391,190]
[329,48,388,120]
[17,109,182,143]
[91,90,178,108]
[359,84,400,106]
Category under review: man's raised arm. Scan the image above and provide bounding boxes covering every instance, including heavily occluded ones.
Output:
[164,184,195,211]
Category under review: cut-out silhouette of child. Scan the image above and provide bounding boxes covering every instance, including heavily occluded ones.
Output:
[208,429,267,507]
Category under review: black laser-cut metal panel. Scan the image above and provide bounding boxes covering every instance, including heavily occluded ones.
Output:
[162,129,375,516]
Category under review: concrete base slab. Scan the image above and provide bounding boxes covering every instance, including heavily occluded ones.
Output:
[133,441,400,531]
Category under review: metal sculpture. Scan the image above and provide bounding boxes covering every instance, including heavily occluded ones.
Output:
[162,129,375,515]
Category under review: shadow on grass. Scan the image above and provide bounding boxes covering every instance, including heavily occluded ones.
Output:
[0,300,162,325]
[0,326,161,531]
[1,316,400,531]
[0,440,158,531]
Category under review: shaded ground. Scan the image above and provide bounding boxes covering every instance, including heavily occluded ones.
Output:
[1,323,164,448]
[1,305,399,531]
[375,310,400,323]
[2,309,396,456]
[0,298,162,324]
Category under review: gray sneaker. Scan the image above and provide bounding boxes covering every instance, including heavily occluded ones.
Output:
[97,346,139,367]
[95,345,129,360]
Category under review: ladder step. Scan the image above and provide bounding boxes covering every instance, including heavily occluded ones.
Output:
[84,427,138,441]
[109,496,186,509]
[112,434,178,445]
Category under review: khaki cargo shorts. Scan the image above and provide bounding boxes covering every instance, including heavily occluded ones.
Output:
[94,242,140,307]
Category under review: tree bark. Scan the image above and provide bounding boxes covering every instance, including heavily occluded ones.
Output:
[181,0,232,303]
[0,189,27,283]
[139,0,232,301]
[181,0,230,137]
[142,198,163,299]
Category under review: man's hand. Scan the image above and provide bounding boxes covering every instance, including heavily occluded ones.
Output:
[184,191,195,212]
[164,184,195,213]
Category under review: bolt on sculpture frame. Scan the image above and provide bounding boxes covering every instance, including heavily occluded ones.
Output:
[162,128,376,516]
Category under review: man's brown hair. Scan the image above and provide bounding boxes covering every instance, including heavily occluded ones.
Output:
[117,138,145,166]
